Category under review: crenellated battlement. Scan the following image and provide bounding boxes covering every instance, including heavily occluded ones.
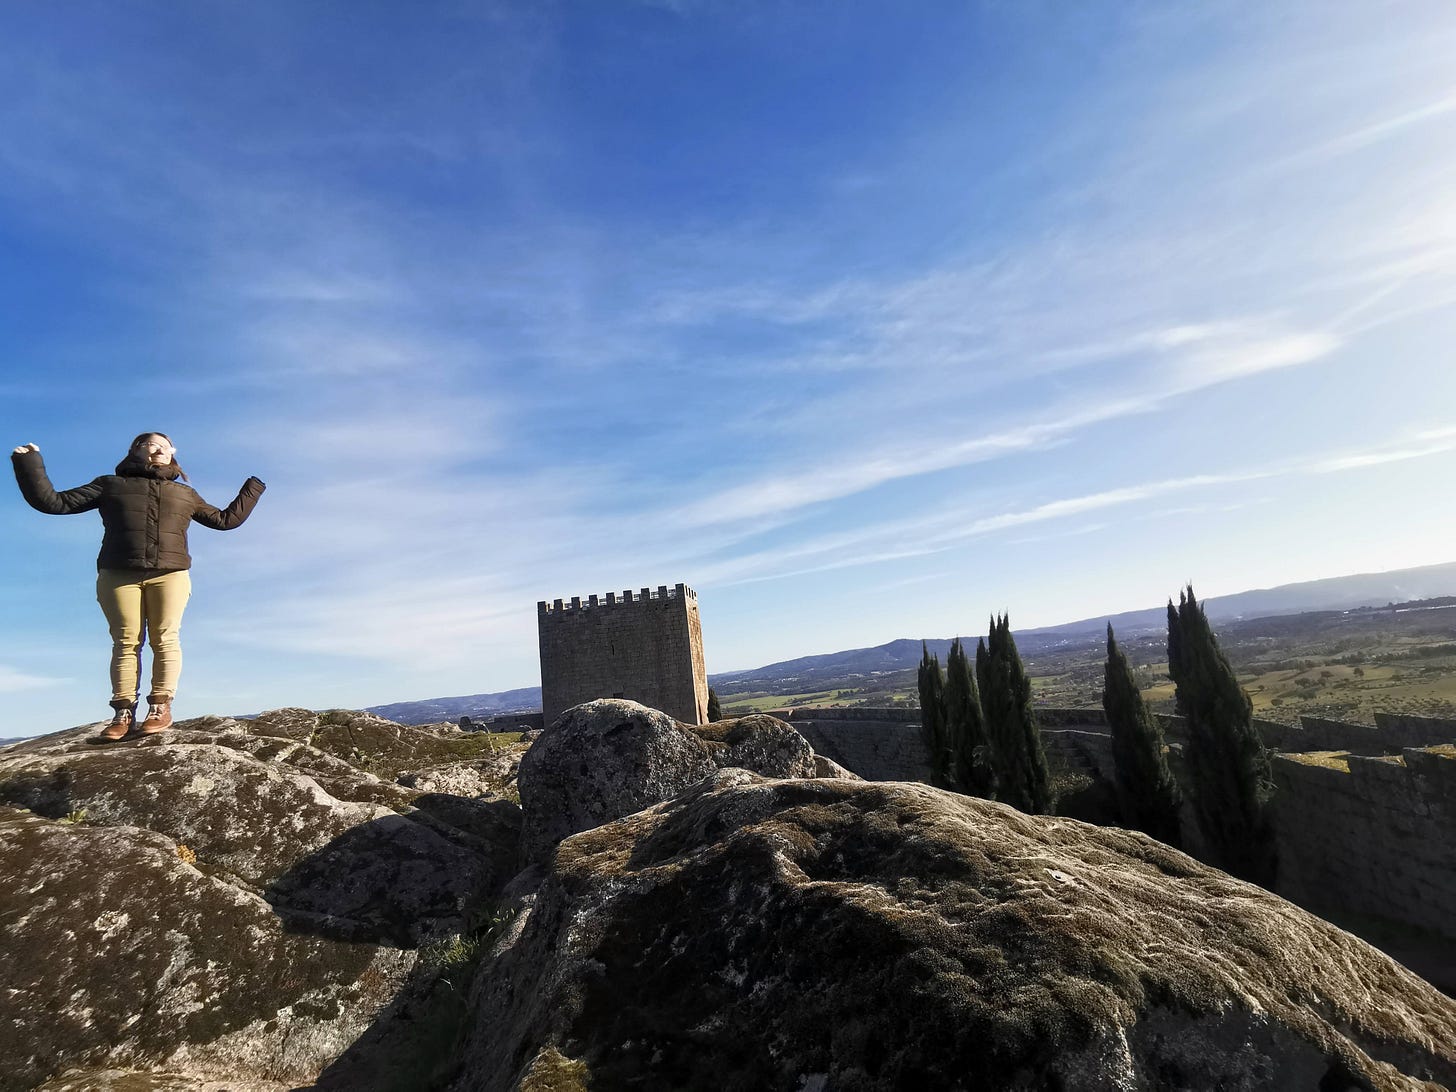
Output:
[538,582,697,617]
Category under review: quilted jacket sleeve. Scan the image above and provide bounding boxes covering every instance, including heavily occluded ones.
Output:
[192,475,266,530]
[11,450,104,515]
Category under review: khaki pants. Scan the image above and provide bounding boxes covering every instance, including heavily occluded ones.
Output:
[96,569,192,706]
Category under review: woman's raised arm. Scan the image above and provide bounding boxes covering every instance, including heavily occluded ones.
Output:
[11,446,104,515]
[191,475,266,530]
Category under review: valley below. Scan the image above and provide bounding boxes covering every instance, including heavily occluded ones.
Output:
[714,598,1456,724]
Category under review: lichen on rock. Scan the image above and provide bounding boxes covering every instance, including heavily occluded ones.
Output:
[4,700,1454,1092]
[517,700,846,865]
[0,708,528,1090]
[689,712,818,778]
[457,770,1456,1091]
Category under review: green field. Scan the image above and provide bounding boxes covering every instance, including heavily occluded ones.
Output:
[721,688,897,714]
[721,601,1456,723]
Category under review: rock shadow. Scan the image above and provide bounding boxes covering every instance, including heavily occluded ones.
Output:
[264,795,521,950]
[299,937,493,1092]
[293,807,531,1092]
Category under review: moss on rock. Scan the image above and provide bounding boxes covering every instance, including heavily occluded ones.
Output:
[456,772,1456,1091]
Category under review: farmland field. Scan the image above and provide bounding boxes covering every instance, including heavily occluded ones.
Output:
[717,599,1456,724]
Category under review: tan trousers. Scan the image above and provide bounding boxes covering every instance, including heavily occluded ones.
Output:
[96,568,192,706]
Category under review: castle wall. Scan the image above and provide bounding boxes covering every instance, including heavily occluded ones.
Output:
[780,708,930,782]
[481,712,545,733]
[538,583,707,726]
[778,707,1119,785]
[1158,711,1456,755]
[1041,728,1117,782]
[1271,747,1456,941]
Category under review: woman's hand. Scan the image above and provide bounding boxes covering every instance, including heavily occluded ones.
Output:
[12,443,38,455]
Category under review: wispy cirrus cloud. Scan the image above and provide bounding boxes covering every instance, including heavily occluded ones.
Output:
[668,323,1341,529]
[0,666,65,694]
[688,425,1456,589]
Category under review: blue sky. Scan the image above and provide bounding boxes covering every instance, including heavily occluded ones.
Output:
[4,1,1456,728]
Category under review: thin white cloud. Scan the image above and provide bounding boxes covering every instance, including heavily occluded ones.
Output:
[0,666,64,694]
[1284,90,1456,168]
[671,325,1341,529]
[691,427,1456,589]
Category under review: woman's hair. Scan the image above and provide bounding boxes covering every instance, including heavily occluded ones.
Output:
[129,432,189,482]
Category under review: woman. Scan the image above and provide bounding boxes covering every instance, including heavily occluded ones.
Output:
[11,434,265,740]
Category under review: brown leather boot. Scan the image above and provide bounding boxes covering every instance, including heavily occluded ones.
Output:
[100,705,136,741]
[140,701,173,734]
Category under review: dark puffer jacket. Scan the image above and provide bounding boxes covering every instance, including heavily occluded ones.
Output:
[12,449,265,571]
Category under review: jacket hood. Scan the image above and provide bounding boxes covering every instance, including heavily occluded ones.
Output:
[115,455,182,481]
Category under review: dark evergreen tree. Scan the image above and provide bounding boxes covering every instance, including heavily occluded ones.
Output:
[1102,623,1182,846]
[1166,599,1186,716]
[944,637,995,797]
[1169,586,1277,886]
[977,615,1054,814]
[707,687,722,722]
[917,643,951,788]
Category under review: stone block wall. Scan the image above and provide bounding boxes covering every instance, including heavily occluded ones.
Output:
[1271,747,1456,941]
[1036,707,1111,730]
[781,708,930,782]
[481,712,545,733]
[1185,713,1456,755]
[1041,729,1117,783]
[1373,713,1456,749]
[780,707,1117,785]
[538,583,708,727]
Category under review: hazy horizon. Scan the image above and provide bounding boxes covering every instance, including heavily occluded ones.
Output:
[5,2,1456,730]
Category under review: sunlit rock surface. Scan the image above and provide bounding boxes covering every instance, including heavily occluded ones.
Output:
[458,770,1456,1092]
[517,699,717,863]
[518,699,836,864]
[4,702,1454,1092]
[0,710,522,1091]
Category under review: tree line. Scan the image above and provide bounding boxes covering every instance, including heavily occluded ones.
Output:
[920,585,1277,887]
[917,614,1055,814]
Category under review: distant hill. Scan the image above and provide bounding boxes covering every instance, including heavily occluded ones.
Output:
[368,560,1456,723]
[1025,560,1456,640]
[364,686,542,726]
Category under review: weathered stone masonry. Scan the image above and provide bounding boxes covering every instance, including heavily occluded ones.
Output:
[1273,745,1456,940]
[538,583,708,727]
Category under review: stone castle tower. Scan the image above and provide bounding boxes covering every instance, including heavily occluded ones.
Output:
[537,582,708,727]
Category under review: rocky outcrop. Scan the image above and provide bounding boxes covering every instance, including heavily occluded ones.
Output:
[812,753,861,780]
[459,770,1456,1091]
[0,721,519,945]
[517,700,841,863]
[0,805,412,1091]
[398,750,522,800]
[6,699,1456,1092]
[0,710,524,1091]
[690,712,818,778]
[517,699,716,863]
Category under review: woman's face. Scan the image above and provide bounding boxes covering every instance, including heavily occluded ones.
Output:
[133,435,175,465]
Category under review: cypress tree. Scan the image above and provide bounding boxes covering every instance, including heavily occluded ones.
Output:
[978,615,1054,814]
[917,643,951,788]
[1166,599,1186,716]
[1170,586,1277,886]
[944,637,995,797]
[1102,623,1182,847]
[707,687,722,722]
